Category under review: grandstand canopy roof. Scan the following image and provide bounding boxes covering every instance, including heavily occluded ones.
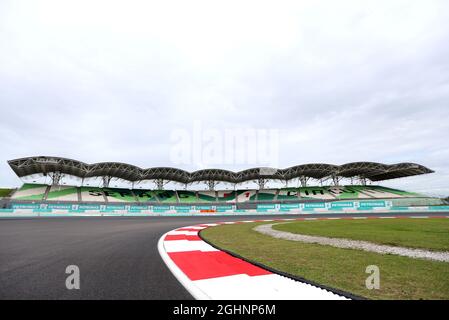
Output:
[8,156,433,184]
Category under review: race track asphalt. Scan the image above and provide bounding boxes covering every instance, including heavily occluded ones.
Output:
[0,212,445,299]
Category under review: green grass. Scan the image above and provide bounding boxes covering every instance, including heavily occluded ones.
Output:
[201,220,449,300]
[273,218,449,251]
[0,188,13,197]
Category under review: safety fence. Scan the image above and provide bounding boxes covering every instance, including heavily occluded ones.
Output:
[0,200,448,217]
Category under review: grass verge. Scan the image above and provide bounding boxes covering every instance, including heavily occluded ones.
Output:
[200,220,449,300]
[273,218,449,251]
[0,188,13,198]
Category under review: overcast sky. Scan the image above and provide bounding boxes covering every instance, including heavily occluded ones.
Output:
[1,0,448,195]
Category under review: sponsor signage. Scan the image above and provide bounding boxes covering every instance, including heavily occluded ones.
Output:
[359,201,386,208]
[196,205,213,210]
[429,205,449,210]
[257,204,276,210]
[106,205,126,210]
[216,205,233,211]
[175,206,190,211]
[330,202,354,208]
[280,203,300,209]
[153,206,170,211]
[12,203,39,209]
[78,204,101,210]
[130,205,148,210]
[47,204,72,210]
[304,202,326,209]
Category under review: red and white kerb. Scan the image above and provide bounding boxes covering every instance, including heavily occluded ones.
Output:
[158,220,347,300]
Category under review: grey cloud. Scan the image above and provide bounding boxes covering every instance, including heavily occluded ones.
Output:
[0,0,448,196]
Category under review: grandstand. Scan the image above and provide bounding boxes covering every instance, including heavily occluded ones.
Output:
[2,156,441,211]
[7,183,430,204]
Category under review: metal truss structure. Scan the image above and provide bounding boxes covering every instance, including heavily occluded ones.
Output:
[8,156,434,188]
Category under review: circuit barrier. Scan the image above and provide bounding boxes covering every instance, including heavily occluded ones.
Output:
[1,200,449,217]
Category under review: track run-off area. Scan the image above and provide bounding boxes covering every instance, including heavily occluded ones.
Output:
[0,212,447,299]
